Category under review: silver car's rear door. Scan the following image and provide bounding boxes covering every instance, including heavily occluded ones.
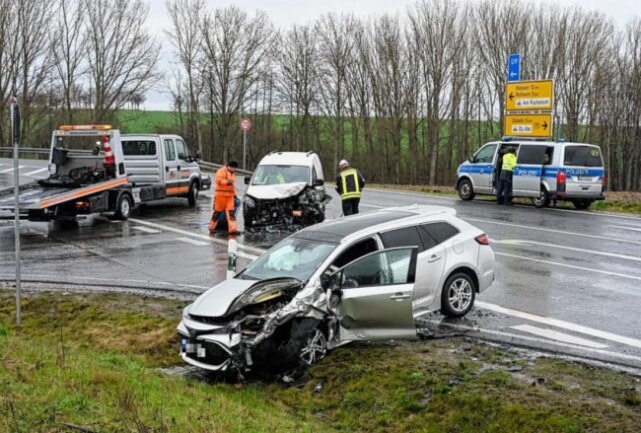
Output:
[333,247,418,341]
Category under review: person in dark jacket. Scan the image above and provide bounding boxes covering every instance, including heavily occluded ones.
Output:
[336,159,365,216]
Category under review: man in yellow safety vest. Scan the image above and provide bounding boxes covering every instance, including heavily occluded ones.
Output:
[497,148,517,205]
[336,159,365,216]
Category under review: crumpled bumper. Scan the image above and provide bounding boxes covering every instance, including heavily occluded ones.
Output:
[177,320,240,371]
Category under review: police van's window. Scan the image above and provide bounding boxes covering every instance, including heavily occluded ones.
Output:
[517,145,547,164]
[380,227,424,252]
[544,147,554,165]
[122,140,156,156]
[164,139,176,161]
[422,222,460,244]
[473,144,497,163]
[564,146,602,167]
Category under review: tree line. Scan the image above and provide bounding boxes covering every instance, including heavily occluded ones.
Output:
[1,0,640,190]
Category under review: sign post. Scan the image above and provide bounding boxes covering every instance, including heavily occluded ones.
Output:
[239,117,252,170]
[9,96,21,324]
[508,53,521,82]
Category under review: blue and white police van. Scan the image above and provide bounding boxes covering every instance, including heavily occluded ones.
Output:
[456,138,606,209]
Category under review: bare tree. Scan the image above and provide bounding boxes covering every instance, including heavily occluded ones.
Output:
[84,0,160,122]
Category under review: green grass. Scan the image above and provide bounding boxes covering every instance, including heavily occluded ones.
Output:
[2,291,641,433]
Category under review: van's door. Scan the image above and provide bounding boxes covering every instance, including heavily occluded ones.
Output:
[513,144,547,197]
[465,144,497,193]
[333,247,418,341]
[163,138,181,195]
[174,138,198,188]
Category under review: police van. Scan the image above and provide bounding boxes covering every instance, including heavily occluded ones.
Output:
[456,139,606,209]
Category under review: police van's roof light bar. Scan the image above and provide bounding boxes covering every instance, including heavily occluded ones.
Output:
[58,125,112,131]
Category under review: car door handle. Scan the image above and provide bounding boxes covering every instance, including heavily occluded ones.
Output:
[428,254,442,263]
[390,293,410,301]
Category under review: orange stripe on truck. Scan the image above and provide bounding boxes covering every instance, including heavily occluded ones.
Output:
[39,177,129,209]
[166,186,189,195]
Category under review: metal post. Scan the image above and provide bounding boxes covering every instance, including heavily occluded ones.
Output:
[227,238,237,280]
[10,97,21,324]
[242,130,247,171]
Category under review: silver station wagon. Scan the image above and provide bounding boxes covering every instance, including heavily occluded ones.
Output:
[177,205,495,374]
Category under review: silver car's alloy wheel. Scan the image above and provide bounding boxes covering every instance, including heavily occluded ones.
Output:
[299,328,327,365]
[447,278,473,313]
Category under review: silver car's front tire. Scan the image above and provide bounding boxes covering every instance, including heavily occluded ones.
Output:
[300,328,327,365]
[441,272,476,318]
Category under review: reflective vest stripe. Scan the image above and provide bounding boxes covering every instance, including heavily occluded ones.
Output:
[340,169,361,200]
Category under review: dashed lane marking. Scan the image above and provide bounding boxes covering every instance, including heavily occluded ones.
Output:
[492,239,641,263]
[608,225,641,233]
[511,324,608,349]
[0,165,25,174]
[176,237,209,246]
[132,226,161,234]
[24,167,48,176]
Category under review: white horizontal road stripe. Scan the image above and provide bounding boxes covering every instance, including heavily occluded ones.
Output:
[132,226,161,234]
[360,203,385,209]
[511,324,608,349]
[427,320,641,364]
[24,167,48,176]
[495,251,641,283]
[609,225,641,233]
[129,218,259,260]
[0,165,25,174]
[176,237,209,246]
[493,239,641,263]
[466,217,641,246]
[477,301,641,349]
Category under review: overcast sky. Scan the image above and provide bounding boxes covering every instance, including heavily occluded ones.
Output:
[144,0,641,110]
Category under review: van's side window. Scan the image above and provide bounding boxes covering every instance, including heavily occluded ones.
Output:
[544,147,554,165]
[175,139,188,160]
[517,145,547,164]
[474,144,497,163]
[164,139,176,161]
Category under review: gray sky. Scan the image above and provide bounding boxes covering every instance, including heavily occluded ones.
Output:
[144,0,640,110]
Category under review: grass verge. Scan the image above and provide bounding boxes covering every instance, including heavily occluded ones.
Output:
[1,291,640,433]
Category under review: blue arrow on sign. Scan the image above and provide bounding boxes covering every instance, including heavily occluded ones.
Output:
[507,53,521,82]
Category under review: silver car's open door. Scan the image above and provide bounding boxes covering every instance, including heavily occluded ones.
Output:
[331,247,418,341]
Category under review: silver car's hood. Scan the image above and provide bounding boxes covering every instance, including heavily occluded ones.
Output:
[246,182,307,200]
[190,278,258,318]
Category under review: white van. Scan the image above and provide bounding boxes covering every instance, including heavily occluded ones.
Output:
[456,139,606,209]
[242,151,330,231]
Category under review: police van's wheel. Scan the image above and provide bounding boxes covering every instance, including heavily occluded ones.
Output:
[114,193,133,220]
[441,272,476,318]
[457,179,475,201]
[187,181,199,207]
[532,189,550,208]
[573,200,593,210]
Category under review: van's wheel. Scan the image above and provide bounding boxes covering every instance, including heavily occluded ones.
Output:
[532,189,550,208]
[457,179,475,201]
[114,193,133,220]
[187,181,199,207]
[573,200,593,210]
[441,272,476,318]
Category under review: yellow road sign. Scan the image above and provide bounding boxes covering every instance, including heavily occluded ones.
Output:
[504,113,553,137]
[506,80,554,111]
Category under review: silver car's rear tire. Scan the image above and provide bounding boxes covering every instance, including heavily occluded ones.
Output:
[441,272,476,318]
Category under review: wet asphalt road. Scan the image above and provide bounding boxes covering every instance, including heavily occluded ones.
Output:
[2,157,641,370]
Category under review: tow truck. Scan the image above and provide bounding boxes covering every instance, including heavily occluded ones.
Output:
[0,125,211,221]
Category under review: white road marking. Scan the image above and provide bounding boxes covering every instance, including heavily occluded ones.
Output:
[129,218,259,260]
[24,167,48,176]
[0,165,25,174]
[360,203,385,209]
[466,217,641,246]
[176,237,209,246]
[477,301,641,349]
[495,251,641,283]
[493,239,641,263]
[427,320,641,364]
[132,226,161,234]
[511,324,608,349]
[609,225,641,233]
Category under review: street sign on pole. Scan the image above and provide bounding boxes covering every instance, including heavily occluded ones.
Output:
[9,96,21,324]
[506,80,554,111]
[504,113,553,138]
[239,117,252,170]
[507,53,521,82]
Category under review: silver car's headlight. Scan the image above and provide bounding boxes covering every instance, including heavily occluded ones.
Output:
[244,195,256,208]
[182,304,192,319]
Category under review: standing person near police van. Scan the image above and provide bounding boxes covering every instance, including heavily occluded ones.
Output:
[336,159,365,216]
[497,148,516,205]
[209,161,238,233]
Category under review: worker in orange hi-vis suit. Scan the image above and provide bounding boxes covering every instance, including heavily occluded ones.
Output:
[208,161,238,233]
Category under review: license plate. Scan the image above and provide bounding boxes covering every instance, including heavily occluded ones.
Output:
[578,176,593,181]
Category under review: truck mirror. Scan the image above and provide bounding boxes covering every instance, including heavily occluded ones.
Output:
[313,179,324,187]
[196,151,202,161]
[244,176,251,185]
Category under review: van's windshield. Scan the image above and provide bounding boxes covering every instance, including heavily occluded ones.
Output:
[252,165,310,185]
[563,146,602,167]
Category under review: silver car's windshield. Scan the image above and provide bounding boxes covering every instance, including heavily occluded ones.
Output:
[252,165,310,185]
[240,237,336,281]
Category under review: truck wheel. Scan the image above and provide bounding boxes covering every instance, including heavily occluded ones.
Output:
[532,189,550,208]
[187,181,199,207]
[441,272,476,318]
[458,179,475,201]
[573,200,593,210]
[114,193,133,220]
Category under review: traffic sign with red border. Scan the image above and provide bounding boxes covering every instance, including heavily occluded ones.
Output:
[240,117,252,132]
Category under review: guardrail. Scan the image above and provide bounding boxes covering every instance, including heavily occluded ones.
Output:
[198,161,253,176]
